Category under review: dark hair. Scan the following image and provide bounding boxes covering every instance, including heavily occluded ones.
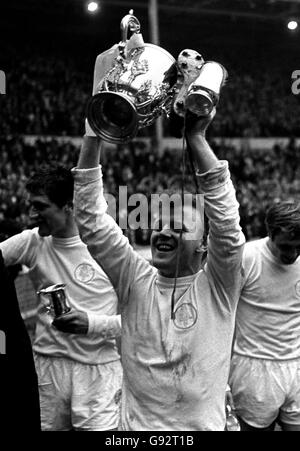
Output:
[265,200,300,240]
[26,164,74,208]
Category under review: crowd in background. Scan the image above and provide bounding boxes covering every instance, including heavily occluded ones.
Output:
[0,56,89,137]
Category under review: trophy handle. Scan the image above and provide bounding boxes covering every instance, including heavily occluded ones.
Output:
[119,10,141,58]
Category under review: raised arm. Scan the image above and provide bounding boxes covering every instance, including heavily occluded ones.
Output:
[186,111,245,310]
[185,109,219,173]
[72,124,152,305]
[77,121,102,169]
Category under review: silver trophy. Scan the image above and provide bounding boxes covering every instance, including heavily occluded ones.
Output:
[38,284,71,319]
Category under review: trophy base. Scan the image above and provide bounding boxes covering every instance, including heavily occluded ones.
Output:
[87,92,139,144]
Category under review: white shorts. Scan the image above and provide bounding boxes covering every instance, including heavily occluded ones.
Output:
[34,354,123,431]
[229,354,300,428]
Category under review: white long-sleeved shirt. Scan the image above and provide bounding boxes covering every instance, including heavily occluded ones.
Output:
[73,161,245,431]
[0,230,121,365]
[234,237,300,360]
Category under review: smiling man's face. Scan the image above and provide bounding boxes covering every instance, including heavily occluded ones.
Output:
[150,205,204,278]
